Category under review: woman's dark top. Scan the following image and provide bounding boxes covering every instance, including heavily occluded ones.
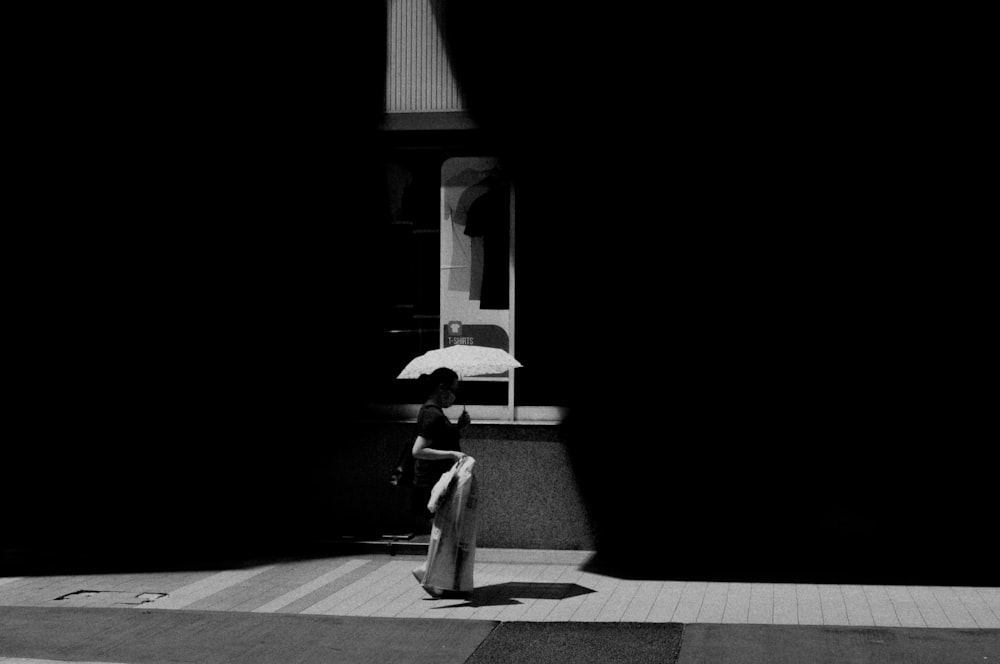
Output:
[413,403,462,488]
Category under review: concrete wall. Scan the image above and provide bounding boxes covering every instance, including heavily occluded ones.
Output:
[329,422,595,550]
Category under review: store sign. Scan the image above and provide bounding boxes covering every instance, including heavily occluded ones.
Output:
[445,321,509,348]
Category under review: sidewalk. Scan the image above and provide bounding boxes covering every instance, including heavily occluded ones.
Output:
[1,548,998,663]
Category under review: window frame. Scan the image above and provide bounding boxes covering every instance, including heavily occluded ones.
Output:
[377,115,563,424]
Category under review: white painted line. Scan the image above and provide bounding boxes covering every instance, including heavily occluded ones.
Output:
[143,565,276,610]
[252,559,369,613]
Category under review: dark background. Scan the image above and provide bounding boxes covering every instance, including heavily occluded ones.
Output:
[5,5,992,583]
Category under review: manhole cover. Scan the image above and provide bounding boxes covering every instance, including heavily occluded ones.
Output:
[54,590,119,600]
[125,592,168,605]
[54,590,168,605]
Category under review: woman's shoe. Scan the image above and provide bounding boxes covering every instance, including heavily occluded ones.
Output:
[421,585,444,598]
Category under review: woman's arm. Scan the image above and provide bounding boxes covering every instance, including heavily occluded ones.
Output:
[412,435,464,461]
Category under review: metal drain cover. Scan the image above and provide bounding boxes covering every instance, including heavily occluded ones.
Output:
[54,590,119,600]
[53,590,168,605]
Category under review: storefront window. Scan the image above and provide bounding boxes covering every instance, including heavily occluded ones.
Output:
[376,137,513,409]
[374,129,571,421]
[440,156,513,392]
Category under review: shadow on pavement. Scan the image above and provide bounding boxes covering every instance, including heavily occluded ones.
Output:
[428,582,595,609]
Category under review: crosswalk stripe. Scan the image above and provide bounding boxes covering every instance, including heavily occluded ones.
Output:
[143,565,276,610]
[252,559,370,613]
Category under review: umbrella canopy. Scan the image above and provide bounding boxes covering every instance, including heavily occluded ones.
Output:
[396,344,522,379]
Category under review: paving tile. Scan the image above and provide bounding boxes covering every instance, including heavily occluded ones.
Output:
[795,584,823,625]
[841,585,875,626]
[932,587,979,628]
[463,564,536,621]
[391,567,478,620]
[696,582,728,623]
[646,581,687,623]
[863,585,901,627]
[885,585,926,627]
[566,573,621,622]
[747,583,773,624]
[953,587,1000,629]
[144,566,276,610]
[301,560,413,615]
[277,560,386,614]
[15,575,118,607]
[367,566,438,619]
[378,580,449,619]
[818,584,848,625]
[721,583,751,624]
[492,564,570,622]
[544,571,605,622]
[909,586,951,628]
[976,588,1000,623]
[772,584,797,625]
[594,580,641,622]
[186,561,320,611]
[3,549,999,634]
[515,567,586,623]
[417,562,517,620]
[0,576,70,604]
[671,582,707,623]
[619,581,664,622]
[117,571,210,609]
[229,558,343,612]
[464,563,548,621]
[70,574,152,608]
[350,567,426,617]
[339,562,418,617]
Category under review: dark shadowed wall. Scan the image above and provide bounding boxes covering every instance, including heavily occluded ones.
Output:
[328,423,595,551]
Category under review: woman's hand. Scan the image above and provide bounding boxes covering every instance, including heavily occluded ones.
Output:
[453,451,467,462]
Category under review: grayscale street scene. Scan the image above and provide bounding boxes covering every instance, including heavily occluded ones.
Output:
[4,2,994,663]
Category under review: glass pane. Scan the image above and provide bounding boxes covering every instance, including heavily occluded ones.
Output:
[440,156,512,389]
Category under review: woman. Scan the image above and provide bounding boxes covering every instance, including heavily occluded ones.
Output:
[410,367,472,598]
[410,367,470,520]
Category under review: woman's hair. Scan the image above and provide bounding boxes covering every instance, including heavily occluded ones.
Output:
[421,367,458,395]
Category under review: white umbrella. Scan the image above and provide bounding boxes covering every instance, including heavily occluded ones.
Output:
[396,344,522,379]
